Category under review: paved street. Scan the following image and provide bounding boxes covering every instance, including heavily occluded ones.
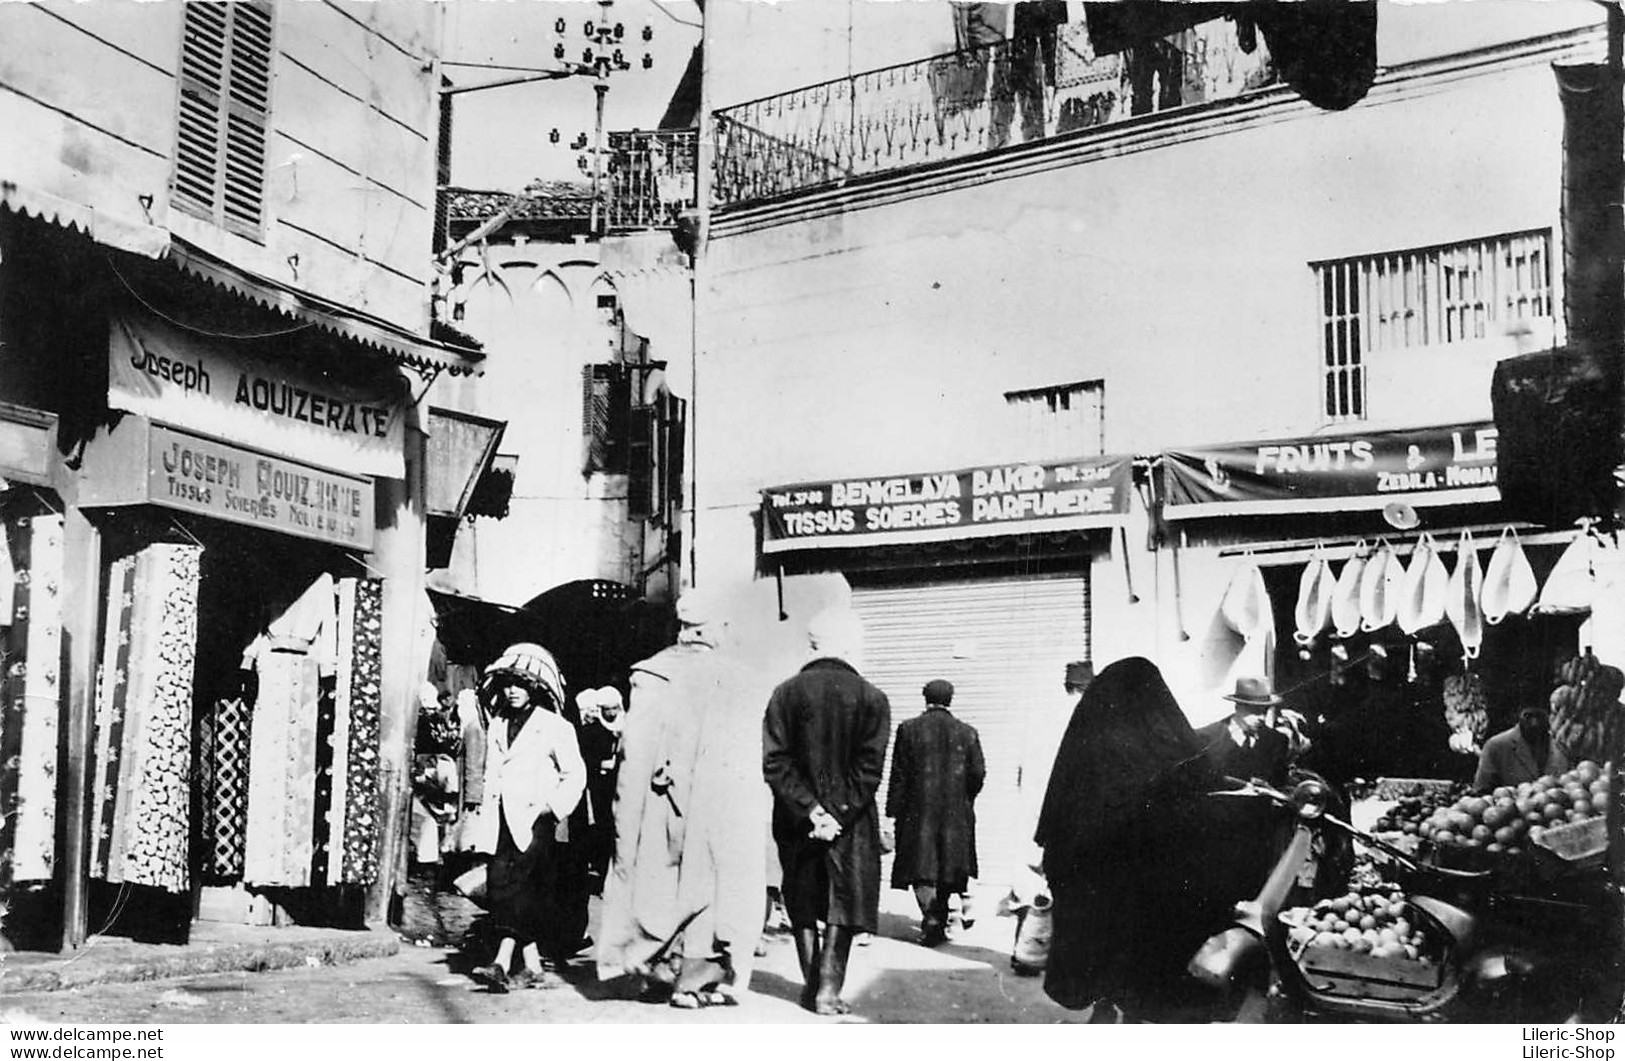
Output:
[0,891,1083,1025]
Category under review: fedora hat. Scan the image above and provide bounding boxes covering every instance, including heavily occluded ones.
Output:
[1223,675,1282,708]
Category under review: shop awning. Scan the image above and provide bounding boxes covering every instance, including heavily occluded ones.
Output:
[425,407,507,521]
[1160,421,1501,520]
[1,181,170,258]
[761,453,1133,555]
[167,239,485,377]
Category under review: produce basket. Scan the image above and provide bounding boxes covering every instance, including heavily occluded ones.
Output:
[1371,778,1461,802]
[1531,817,1608,876]
[1294,941,1445,1000]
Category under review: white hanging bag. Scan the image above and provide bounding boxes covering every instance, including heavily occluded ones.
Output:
[1482,526,1538,624]
[1398,532,1449,635]
[1332,541,1371,639]
[1445,529,1485,661]
[1359,538,1403,633]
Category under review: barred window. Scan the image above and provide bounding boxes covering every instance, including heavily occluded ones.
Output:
[1314,230,1553,421]
[1003,380,1106,460]
[173,1,274,239]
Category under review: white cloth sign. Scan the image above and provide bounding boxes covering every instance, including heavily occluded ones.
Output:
[108,313,405,478]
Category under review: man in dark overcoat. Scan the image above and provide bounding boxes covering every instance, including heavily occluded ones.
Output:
[886,678,985,946]
[762,608,891,1016]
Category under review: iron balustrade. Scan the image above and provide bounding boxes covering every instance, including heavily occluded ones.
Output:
[606,129,699,230]
[712,19,1279,207]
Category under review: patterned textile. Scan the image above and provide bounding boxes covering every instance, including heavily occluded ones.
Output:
[243,652,321,886]
[13,516,63,882]
[201,695,252,880]
[309,678,338,886]
[341,578,383,885]
[0,517,32,887]
[92,544,201,893]
[322,578,356,885]
[90,556,138,880]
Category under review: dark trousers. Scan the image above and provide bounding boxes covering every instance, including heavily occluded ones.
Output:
[913,883,953,936]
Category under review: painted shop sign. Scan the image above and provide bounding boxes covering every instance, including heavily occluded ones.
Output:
[147,425,375,549]
[108,312,406,479]
[761,454,1132,553]
[1160,422,1499,519]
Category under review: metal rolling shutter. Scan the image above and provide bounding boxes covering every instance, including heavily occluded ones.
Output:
[851,570,1089,894]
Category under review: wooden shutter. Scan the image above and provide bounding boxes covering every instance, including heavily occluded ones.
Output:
[582,365,610,474]
[627,404,656,520]
[175,1,272,237]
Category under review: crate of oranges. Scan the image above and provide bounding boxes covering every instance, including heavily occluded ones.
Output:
[1416,761,1612,881]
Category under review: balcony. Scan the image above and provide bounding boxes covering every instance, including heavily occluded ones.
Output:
[606,129,699,231]
[713,18,1280,208]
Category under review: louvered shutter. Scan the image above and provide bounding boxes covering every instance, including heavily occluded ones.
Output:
[582,365,610,474]
[627,404,656,519]
[850,571,1090,892]
[174,1,272,237]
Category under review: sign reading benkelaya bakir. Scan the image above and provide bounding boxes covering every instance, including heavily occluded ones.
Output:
[762,455,1130,552]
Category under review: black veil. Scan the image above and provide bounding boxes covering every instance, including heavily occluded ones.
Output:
[1034,657,1216,875]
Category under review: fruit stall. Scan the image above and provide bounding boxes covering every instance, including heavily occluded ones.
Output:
[1268,646,1625,1010]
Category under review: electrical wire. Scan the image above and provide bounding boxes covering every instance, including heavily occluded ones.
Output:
[106,255,317,342]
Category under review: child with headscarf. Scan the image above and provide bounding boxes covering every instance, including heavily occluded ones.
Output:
[466,643,586,992]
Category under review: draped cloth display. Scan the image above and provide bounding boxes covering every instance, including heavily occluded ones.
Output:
[340,577,383,885]
[239,574,382,889]
[199,694,252,880]
[0,515,65,885]
[90,543,202,894]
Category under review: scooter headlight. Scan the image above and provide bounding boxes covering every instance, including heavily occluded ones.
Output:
[1292,779,1332,820]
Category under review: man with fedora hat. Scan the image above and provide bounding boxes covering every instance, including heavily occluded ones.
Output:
[1197,675,1291,789]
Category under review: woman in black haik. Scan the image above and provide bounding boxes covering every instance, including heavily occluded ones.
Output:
[1035,657,1248,1023]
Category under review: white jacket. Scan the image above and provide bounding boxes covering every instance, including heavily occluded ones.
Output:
[469,708,586,854]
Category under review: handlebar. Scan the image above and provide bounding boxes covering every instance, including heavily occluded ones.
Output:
[1208,777,1493,884]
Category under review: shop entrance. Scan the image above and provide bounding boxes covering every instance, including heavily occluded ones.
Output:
[85,509,376,942]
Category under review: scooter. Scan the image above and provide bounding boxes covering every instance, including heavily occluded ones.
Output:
[1187,776,1625,1023]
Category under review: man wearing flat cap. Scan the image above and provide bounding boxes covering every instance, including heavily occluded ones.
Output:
[885,678,986,947]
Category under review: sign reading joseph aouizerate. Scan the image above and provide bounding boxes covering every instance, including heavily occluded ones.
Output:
[1160,422,1499,519]
[109,312,406,479]
[761,454,1133,554]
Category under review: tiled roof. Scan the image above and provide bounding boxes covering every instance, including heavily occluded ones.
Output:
[447,181,596,223]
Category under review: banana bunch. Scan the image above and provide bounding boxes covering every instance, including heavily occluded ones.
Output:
[1550,652,1625,763]
[1443,672,1490,755]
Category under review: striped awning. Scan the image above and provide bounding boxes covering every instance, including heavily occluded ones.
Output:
[168,238,484,377]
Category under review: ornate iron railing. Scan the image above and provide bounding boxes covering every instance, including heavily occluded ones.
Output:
[606,129,699,230]
[713,19,1279,207]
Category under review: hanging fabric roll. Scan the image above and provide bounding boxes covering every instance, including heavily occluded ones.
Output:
[0,515,15,626]
[12,515,63,882]
[1359,538,1403,633]
[242,573,335,888]
[1482,526,1539,624]
[1397,532,1448,636]
[90,555,138,881]
[202,692,252,880]
[1445,530,1485,662]
[341,577,384,885]
[1293,545,1336,647]
[320,577,356,885]
[1331,541,1371,639]
[91,543,201,893]
[0,516,34,886]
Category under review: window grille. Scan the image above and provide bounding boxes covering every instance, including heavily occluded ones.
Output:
[1003,380,1106,460]
[1314,230,1553,421]
[174,1,273,238]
